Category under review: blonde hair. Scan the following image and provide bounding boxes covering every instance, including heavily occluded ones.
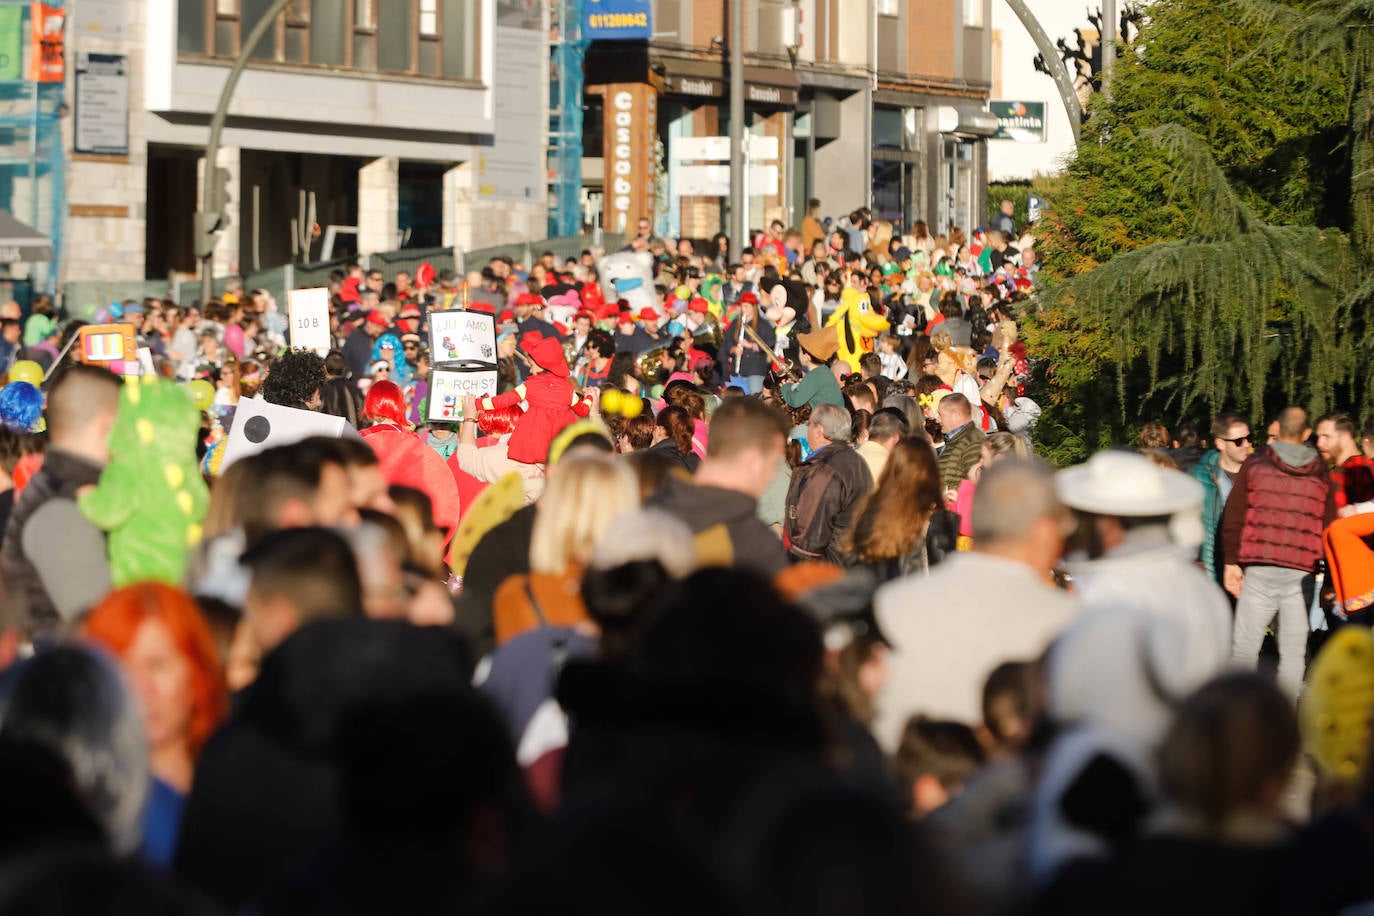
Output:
[865,220,894,264]
[529,454,640,575]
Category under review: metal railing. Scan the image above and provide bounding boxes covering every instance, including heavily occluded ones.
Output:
[60,231,629,314]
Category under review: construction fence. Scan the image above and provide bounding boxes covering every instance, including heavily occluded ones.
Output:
[60,232,627,319]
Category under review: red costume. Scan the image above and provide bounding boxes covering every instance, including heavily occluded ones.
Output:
[481,332,588,464]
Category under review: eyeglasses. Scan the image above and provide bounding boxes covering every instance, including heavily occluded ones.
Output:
[1220,435,1251,446]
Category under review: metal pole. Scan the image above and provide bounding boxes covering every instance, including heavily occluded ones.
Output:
[1100,0,1117,95]
[728,0,745,262]
[1002,0,1082,142]
[199,0,292,306]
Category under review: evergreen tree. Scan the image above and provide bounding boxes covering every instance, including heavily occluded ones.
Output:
[1023,0,1350,461]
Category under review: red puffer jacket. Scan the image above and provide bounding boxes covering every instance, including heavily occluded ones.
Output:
[1221,444,1335,572]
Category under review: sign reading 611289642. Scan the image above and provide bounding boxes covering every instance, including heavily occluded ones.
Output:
[583,0,651,39]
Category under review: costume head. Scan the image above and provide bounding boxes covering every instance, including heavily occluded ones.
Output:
[0,381,44,433]
[597,250,659,319]
[826,288,890,372]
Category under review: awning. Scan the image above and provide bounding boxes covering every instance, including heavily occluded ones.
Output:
[658,57,801,106]
[936,106,999,138]
[0,212,53,262]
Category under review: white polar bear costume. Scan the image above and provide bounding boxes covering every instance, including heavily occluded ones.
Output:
[597,250,661,320]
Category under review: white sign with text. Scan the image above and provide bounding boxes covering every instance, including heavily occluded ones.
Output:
[428,368,499,423]
[428,309,497,364]
[288,287,331,351]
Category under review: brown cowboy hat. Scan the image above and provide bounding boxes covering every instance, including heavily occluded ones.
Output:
[796,325,840,362]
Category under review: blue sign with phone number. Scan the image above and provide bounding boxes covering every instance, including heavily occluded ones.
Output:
[584,0,652,40]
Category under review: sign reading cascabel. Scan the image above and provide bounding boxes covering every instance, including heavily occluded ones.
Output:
[601,83,657,235]
[584,0,651,40]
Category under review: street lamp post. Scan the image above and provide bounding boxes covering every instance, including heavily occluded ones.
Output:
[197,0,293,307]
[1003,0,1083,142]
[728,0,745,262]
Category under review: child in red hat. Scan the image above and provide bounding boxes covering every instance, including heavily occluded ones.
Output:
[479,331,589,464]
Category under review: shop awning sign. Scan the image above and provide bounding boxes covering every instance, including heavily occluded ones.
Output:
[585,0,651,40]
[990,101,1046,142]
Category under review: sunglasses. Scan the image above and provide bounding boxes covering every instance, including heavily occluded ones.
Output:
[1220,435,1251,446]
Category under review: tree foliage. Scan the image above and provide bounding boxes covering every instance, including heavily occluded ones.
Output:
[1023,0,1351,462]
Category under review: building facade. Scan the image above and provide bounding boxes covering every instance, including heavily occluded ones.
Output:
[581,0,994,242]
[60,0,548,286]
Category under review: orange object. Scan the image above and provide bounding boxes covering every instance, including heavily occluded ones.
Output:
[29,3,63,82]
[1325,513,1374,619]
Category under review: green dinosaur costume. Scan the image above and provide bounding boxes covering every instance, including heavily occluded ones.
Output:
[78,376,209,587]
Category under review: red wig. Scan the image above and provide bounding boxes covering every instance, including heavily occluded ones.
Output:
[364,379,411,428]
[83,583,228,757]
[477,404,522,437]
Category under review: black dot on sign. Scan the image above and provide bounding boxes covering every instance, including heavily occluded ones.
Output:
[244,415,271,444]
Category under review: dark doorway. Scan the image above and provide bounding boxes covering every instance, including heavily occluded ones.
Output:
[146,144,202,279]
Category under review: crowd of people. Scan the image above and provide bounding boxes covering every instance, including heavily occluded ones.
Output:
[0,202,1369,914]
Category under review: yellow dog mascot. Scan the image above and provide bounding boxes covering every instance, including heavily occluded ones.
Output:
[827,287,890,373]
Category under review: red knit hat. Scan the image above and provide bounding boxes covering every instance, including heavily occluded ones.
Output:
[498,309,515,324]
[738,291,759,306]
[520,332,569,377]
[515,292,544,309]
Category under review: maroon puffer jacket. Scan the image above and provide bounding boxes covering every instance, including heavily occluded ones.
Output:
[1221,444,1335,572]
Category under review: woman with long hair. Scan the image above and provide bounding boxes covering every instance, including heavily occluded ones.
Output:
[865,220,894,266]
[844,437,958,583]
[492,453,640,645]
[648,405,701,473]
[82,583,229,867]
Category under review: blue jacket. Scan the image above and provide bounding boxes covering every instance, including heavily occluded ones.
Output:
[1190,449,1227,582]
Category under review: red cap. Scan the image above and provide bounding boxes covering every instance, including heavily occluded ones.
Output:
[366,310,389,328]
[514,292,544,308]
[468,301,495,315]
[688,297,710,314]
[414,262,436,287]
[498,309,515,323]
[637,308,658,321]
[738,292,759,306]
[575,309,595,322]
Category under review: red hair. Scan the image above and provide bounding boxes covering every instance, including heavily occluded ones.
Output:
[477,404,521,437]
[364,379,410,428]
[83,583,228,757]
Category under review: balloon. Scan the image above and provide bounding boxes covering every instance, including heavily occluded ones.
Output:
[621,395,643,419]
[187,380,215,412]
[8,360,42,387]
[600,388,623,415]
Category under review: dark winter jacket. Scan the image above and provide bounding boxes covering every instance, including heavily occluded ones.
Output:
[718,316,777,378]
[938,422,987,491]
[0,448,111,635]
[648,475,788,577]
[1222,442,1335,572]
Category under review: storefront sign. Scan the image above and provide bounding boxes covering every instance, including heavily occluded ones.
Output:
[601,83,657,235]
[989,100,1046,142]
[29,3,63,83]
[74,52,129,157]
[584,0,651,40]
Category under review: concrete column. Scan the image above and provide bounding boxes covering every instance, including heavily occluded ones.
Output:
[443,162,474,252]
[209,145,240,279]
[358,156,400,255]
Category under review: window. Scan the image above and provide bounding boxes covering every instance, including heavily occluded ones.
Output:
[963,0,984,28]
[178,0,478,80]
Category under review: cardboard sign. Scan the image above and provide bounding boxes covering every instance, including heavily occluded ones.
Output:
[288,287,331,352]
[428,309,496,365]
[428,367,499,423]
[221,395,363,470]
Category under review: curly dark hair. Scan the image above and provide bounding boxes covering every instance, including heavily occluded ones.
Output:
[261,349,327,409]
